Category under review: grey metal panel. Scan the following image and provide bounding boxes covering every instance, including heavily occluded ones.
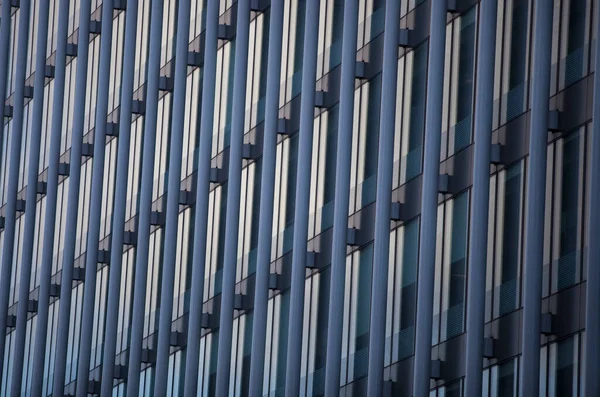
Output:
[99,1,138,395]
[285,0,321,394]
[0,0,31,389]
[464,0,497,395]
[30,0,70,394]
[585,0,600,391]
[153,0,192,393]
[324,0,359,395]
[248,0,284,395]
[519,1,553,396]
[183,0,220,393]
[366,0,400,395]
[126,0,165,393]
[412,0,447,396]
[52,0,93,393]
[75,0,115,393]
[10,0,49,393]
[215,1,251,395]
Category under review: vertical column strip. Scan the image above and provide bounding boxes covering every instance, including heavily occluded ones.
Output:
[0,0,11,383]
[584,0,600,392]
[519,2,553,396]
[0,0,31,387]
[247,1,284,395]
[412,1,447,396]
[284,0,320,394]
[52,0,92,393]
[125,0,164,393]
[324,0,359,395]
[464,0,497,395]
[30,0,71,394]
[214,1,251,395]
[365,0,400,395]
[99,1,139,395]
[183,0,219,394]
[10,0,50,394]
[152,0,192,393]
[75,0,115,393]
[0,0,11,132]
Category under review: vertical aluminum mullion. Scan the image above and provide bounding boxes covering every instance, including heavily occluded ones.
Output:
[51,0,92,394]
[0,0,11,128]
[0,0,31,387]
[0,0,11,383]
[10,0,50,393]
[247,0,284,395]
[214,1,251,396]
[519,2,553,396]
[584,0,600,392]
[99,1,138,395]
[75,0,115,393]
[183,0,219,394]
[29,0,70,395]
[324,0,359,395]
[152,0,192,393]
[464,0,497,395]
[412,1,447,396]
[284,0,320,394]
[365,0,400,395]
[125,0,164,393]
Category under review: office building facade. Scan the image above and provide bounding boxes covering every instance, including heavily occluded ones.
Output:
[0,0,598,395]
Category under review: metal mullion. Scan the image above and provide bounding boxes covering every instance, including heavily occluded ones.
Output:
[214,1,251,395]
[182,1,220,376]
[99,0,139,395]
[152,0,193,393]
[584,7,600,381]
[519,0,553,395]
[412,0,448,396]
[464,0,498,395]
[51,0,93,393]
[323,0,359,395]
[0,0,31,388]
[0,0,12,128]
[0,0,11,190]
[10,0,50,393]
[247,0,284,394]
[284,0,321,394]
[365,0,401,395]
[75,0,115,392]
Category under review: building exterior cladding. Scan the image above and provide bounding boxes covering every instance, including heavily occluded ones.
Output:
[0,0,598,396]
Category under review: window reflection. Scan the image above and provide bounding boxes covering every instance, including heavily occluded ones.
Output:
[551,128,584,293]
[545,334,581,397]
[441,192,469,341]
[493,162,524,317]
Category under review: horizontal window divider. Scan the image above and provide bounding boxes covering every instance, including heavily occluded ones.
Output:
[27,300,38,313]
[158,75,174,92]
[23,84,33,98]
[169,331,186,347]
[89,20,102,35]
[81,143,94,157]
[65,43,78,57]
[97,249,111,264]
[217,24,235,41]
[57,162,70,176]
[15,199,26,212]
[490,143,504,165]
[44,64,55,78]
[548,109,563,132]
[36,181,47,195]
[398,28,415,48]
